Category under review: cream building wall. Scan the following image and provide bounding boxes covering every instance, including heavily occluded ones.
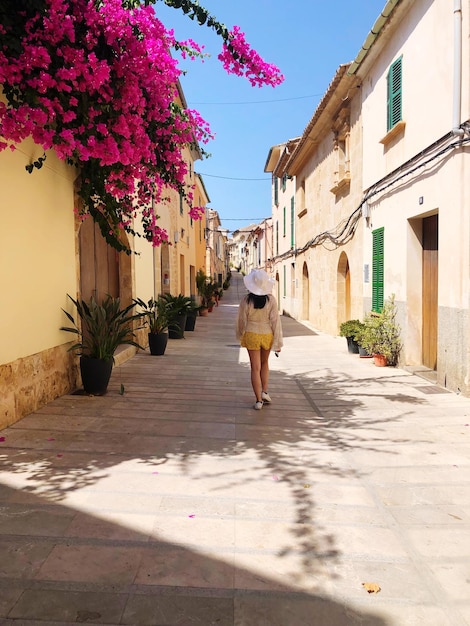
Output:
[352,0,470,392]
[281,67,365,336]
[265,141,299,317]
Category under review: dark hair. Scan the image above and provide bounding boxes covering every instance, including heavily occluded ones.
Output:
[247,293,268,309]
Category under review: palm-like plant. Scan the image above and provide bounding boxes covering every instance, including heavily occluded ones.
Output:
[133,297,170,334]
[61,294,142,361]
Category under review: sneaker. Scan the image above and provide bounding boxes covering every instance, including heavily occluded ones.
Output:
[261,392,272,403]
[253,401,263,410]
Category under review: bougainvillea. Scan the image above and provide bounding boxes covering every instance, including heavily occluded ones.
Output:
[0,0,283,252]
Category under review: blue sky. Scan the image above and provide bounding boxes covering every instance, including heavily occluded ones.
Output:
[155,1,386,232]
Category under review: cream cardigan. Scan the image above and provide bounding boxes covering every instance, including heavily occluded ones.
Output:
[235,294,283,352]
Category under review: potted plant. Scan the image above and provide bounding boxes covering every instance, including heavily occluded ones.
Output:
[60,294,142,394]
[133,296,170,355]
[202,280,218,312]
[196,269,211,315]
[339,319,364,354]
[160,293,194,339]
[360,295,402,366]
[184,297,201,331]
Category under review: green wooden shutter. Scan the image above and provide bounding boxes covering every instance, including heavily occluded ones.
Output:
[276,221,279,255]
[290,196,295,248]
[274,177,279,206]
[372,227,384,312]
[387,57,402,131]
[283,206,286,236]
[283,265,286,297]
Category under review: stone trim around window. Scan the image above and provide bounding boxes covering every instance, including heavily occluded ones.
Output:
[380,120,406,146]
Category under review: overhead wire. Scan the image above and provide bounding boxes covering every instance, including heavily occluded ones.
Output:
[269,129,470,264]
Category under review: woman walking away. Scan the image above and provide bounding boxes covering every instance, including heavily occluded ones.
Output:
[236,269,283,410]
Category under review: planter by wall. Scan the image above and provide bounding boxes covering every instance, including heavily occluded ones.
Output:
[148,332,168,355]
[359,345,372,358]
[346,336,360,354]
[373,354,388,367]
[185,312,197,331]
[80,356,113,395]
[168,313,187,339]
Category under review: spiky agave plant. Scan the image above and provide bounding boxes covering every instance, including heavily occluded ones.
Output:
[60,294,143,361]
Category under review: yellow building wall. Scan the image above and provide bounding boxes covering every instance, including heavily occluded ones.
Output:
[0,140,79,427]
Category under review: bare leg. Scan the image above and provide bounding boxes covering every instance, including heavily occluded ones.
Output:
[247,349,262,402]
[260,347,270,393]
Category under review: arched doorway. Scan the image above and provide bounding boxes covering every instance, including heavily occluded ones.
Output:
[302,262,309,320]
[337,251,351,328]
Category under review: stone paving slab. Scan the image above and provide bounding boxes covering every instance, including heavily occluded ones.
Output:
[1,272,470,625]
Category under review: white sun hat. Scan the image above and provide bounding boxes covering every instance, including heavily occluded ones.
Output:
[243,269,275,296]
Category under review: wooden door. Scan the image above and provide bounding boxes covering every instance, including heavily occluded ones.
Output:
[79,218,119,302]
[422,214,438,369]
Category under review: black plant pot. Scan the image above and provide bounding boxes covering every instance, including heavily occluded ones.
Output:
[148,332,168,355]
[358,345,372,358]
[346,336,360,354]
[185,312,197,331]
[80,356,113,395]
[169,313,187,339]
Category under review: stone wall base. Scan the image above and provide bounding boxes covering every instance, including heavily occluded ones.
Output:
[0,345,79,430]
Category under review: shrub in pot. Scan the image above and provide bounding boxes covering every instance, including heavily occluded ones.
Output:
[185,297,200,331]
[133,296,170,355]
[60,294,142,394]
[360,295,402,366]
[339,319,364,354]
[160,293,194,339]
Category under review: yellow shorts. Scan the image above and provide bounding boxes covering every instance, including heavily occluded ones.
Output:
[241,332,273,351]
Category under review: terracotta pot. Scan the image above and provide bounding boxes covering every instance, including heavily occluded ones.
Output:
[373,354,388,367]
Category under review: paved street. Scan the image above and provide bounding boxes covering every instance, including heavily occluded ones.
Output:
[0,272,469,625]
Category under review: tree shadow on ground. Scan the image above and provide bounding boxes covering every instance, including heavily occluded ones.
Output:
[0,274,434,623]
[0,482,391,625]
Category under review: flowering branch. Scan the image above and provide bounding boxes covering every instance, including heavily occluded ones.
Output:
[0,0,283,252]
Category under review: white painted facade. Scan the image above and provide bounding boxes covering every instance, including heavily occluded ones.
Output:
[351,0,470,392]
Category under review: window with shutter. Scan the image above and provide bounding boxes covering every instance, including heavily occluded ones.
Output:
[387,57,402,131]
[372,227,384,312]
[290,196,295,248]
[274,177,279,207]
[283,206,286,237]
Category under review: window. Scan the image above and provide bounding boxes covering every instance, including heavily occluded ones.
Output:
[274,176,279,207]
[283,265,286,298]
[387,57,402,131]
[179,192,183,215]
[282,173,287,192]
[276,221,279,256]
[372,227,384,312]
[290,196,295,248]
[298,179,307,217]
[283,206,286,237]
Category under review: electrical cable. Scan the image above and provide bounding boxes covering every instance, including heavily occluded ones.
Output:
[268,130,470,265]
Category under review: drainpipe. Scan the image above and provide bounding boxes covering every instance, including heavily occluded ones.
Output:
[452,0,464,135]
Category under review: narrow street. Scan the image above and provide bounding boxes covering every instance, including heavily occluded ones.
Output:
[0,272,469,625]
